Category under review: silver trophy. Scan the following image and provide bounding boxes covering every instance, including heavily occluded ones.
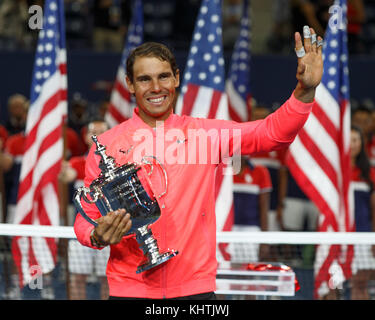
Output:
[73,135,178,273]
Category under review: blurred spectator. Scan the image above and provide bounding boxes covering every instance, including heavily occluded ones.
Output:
[290,0,332,38]
[267,0,333,54]
[350,125,375,300]
[0,125,8,152]
[249,105,285,233]
[352,105,372,143]
[0,125,8,223]
[66,126,87,158]
[351,105,375,164]
[59,119,110,300]
[143,0,175,47]
[361,0,375,54]
[0,132,25,299]
[68,92,90,137]
[92,0,131,52]
[369,107,375,166]
[347,0,366,54]
[4,94,29,136]
[223,0,243,50]
[92,99,109,121]
[278,148,320,268]
[0,0,31,50]
[228,156,272,263]
[64,0,92,50]
[277,152,319,233]
[266,0,291,54]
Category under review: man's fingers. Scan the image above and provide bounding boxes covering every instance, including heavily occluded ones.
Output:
[317,36,324,56]
[295,31,303,51]
[294,32,306,59]
[303,25,312,53]
[310,28,317,53]
[101,209,128,243]
[112,213,132,242]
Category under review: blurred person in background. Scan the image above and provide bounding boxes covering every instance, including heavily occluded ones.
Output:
[290,0,333,39]
[0,130,26,299]
[0,125,8,221]
[67,93,91,155]
[368,106,375,166]
[347,0,366,54]
[59,119,110,300]
[352,106,375,166]
[4,94,28,136]
[68,93,90,136]
[0,125,8,297]
[250,105,285,232]
[277,148,319,267]
[350,125,375,300]
[268,0,332,54]
[92,0,131,52]
[228,156,272,264]
[290,0,365,54]
[267,0,293,54]
[0,0,31,50]
[223,0,243,50]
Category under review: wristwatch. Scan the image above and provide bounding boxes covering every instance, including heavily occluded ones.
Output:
[90,228,107,248]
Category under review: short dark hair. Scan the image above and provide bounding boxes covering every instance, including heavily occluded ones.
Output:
[126,42,178,83]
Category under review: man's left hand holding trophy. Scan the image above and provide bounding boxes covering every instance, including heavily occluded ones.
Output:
[90,209,132,248]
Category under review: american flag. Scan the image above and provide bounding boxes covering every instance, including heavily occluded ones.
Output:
[225,0,252,122]
[176,0,233,260]
[12,0,67,286]
[105,0,143,128]
[286,0,354,298]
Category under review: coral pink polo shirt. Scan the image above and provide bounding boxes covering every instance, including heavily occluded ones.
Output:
[74,91,313,298]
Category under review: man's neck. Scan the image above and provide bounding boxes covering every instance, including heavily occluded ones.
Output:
[138,108,173,128]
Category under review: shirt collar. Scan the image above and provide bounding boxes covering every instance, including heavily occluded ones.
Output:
[129,107,177,130]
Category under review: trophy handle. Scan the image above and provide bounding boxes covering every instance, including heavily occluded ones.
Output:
[141,156,168,199]
[73,187,99,227]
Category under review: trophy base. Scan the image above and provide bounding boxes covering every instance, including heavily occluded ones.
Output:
[135,225,179,274]
[136,250,179,274]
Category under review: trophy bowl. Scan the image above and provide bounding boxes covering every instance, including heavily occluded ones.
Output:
[73,135,178,273]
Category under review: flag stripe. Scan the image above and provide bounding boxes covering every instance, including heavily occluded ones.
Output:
[180,84,200,116]
[207,91,222,119]
[105,0,143,128]
[16,142,62,225]
[297,128,339,189]
[286,151,339,231]
[18,112,63,199]
[311,102,339,142]
[107,103,128,124]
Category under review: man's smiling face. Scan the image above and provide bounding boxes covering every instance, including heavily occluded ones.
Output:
[126,56,180,126]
